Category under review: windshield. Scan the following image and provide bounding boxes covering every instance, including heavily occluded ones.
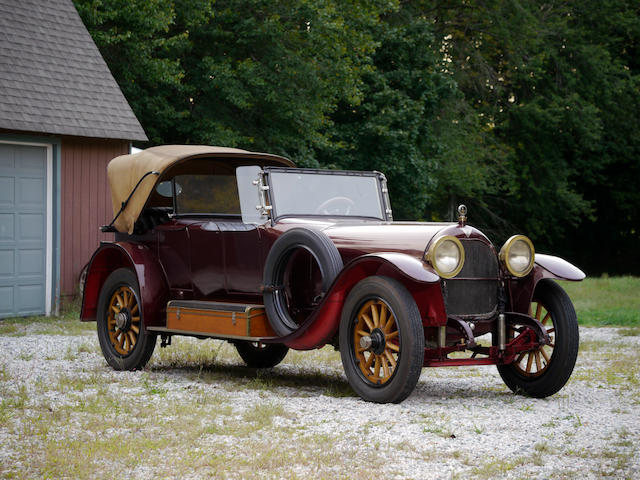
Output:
[267,168,385,219]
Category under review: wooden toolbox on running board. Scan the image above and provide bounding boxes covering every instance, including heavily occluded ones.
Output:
[165,301,277,339]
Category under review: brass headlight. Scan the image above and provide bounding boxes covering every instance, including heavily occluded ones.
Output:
[425,236,465,279]
[499,235,535,277]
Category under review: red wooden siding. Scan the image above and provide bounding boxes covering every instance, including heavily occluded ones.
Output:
[60,137,129,297]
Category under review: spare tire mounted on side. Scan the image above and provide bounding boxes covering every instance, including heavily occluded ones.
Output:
[263,228,343,336]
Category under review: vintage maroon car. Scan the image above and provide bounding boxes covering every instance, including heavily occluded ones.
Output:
[81,145,584,403]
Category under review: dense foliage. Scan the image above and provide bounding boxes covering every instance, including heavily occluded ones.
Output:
[74,0,639,274]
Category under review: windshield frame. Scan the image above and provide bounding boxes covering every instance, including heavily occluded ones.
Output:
[263,167,392,222]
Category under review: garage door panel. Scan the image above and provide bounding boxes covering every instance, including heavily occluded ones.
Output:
[0,213,15,240]
[18,249,44,275]
[0,286,14,315]
[0,144,14,168]
[0,177,14,205]
[0,250,15,276]
[18,213,44,241]
[16,146,46,171]
[16,284,44,313]
[18,177,45,205]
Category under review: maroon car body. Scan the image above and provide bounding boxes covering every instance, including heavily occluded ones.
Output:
[82,145,584,403]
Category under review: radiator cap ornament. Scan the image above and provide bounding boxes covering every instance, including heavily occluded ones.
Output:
[457,204,467,226]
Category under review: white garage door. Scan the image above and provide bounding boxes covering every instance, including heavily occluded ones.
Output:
[0,142,51,318]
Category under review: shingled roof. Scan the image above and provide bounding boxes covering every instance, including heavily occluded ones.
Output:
[0,0,147,141]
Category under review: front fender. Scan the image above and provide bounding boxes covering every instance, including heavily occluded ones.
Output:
[509,254,585,314]
[81,242,169,327]
[280,253,445,350]
[534,254,585,281]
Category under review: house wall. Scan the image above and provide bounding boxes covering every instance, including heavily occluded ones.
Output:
[60,137,129,297]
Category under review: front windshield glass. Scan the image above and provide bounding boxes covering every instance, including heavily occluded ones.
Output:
[268,169,385,219]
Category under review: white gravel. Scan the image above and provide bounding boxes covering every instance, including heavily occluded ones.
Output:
[0,326,638,479]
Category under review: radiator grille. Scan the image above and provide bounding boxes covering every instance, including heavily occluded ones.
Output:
[442,239,499,316]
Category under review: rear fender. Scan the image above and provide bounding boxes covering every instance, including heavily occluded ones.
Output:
[81,242,168,327]
[509,254,585,313]
[282,253,446,350]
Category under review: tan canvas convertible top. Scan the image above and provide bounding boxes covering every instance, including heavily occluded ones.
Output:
[107,145,294,234]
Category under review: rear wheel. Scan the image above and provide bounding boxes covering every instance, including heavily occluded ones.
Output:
[96,268,156,370]
[234,341,289,368]
[339,276,424,403]
[497,279,579,397]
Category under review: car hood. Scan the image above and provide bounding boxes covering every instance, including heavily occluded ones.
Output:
[320,221,488,261]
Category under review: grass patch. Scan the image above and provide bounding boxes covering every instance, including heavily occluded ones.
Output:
[563,276,640,326]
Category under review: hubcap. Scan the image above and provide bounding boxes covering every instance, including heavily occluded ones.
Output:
[115,311,130,330]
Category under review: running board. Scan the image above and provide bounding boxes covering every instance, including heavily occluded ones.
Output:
[147,300,278,341]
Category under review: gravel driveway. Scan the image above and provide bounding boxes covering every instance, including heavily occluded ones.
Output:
[1,324,638,479]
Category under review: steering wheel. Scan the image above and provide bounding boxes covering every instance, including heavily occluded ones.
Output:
[314,196,355,215]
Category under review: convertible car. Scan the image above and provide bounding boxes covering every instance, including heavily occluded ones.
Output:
[81,145,584,403]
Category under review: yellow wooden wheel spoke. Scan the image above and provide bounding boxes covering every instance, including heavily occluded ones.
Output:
[381,357,390,379]
[373,356,381,378]
[370,304,379,327]
[131,316,140,324]
[535,303,542,320]
[540,346,550,364]
[364,352,375,369]
[130,324,140,334]
[526,352,534,373]
[356,329,370,337]
[386,330,398,340]
[131,303,139,315]
[515,352,526,365]
[384,315,396,333]
[534,351,542,372]
[361,313,374,331]
[387,342,399,352]
[542,312,551,325]
[384,350,397,368]
[379,303,388,327]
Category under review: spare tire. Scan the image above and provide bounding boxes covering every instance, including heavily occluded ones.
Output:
[263,228,343,336]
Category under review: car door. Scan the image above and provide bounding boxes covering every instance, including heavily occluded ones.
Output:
[218,221,263,295]
[156,220,193,298]
[188,221,225,298]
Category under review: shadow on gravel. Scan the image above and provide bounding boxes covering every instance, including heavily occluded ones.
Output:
[147,361,514,401]
[149,361,356,398]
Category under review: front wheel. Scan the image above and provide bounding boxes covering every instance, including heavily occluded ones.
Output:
[497,279,579,397]
[96,268,157,370]
[234,341,289,368]
[339,276,425,403]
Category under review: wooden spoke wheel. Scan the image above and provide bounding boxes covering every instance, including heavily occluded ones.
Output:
[339,276,424,404]
[511,300,555,377]
[106,285,141,356]
[96,268,156,371]
[497,279,579,398]
[353,299,400,385]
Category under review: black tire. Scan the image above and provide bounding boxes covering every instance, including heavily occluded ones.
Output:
[339,276,424,403]
[234,341,289,368]
[263,228,343,336]
[96,268,157,370]
[497,279,579,398]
